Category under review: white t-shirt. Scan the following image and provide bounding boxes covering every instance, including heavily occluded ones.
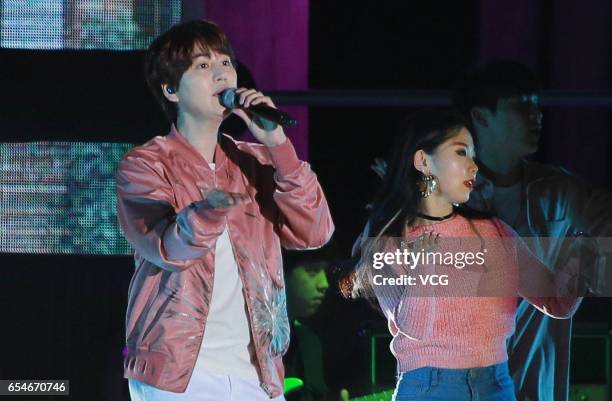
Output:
[195,164,259,380]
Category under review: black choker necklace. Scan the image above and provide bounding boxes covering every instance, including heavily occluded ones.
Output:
[417,211,455,221]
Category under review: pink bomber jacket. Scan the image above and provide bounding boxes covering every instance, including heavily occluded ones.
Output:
[115,125,334,398]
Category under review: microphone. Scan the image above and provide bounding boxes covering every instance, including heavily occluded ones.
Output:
[219,88,298,128]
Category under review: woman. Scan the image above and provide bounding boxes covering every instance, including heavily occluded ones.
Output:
[342,109,582,401]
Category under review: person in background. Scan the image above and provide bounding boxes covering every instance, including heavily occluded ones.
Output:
[452,60,612,401]
[283,245,350,401]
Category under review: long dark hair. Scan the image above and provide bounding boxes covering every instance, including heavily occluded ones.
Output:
[340,109,483,300]
[368,109,470,238]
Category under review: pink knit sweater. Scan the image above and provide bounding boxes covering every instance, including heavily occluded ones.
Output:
[369,214,582,372]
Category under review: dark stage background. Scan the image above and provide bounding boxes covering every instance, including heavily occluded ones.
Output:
[1,2,612,401]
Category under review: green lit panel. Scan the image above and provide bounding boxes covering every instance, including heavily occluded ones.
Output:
[0,142,134,255]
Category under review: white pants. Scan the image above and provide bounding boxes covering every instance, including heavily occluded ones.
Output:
[128,372,285,401]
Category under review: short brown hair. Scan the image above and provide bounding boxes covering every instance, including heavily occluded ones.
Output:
[144,20,235,123]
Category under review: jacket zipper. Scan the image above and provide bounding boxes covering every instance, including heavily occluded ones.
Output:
[219,166,273,396]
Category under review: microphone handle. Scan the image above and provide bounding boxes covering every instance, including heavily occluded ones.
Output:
[247,104,298,128]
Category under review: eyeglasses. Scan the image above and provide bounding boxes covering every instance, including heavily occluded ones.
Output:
[505,94,542,119]
[506,94,540,106]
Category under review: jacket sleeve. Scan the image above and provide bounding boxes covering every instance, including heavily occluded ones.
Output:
[569,175,612,237]
[508,226,583,319]
[266,139,334,249]
[573,182,612,295]
[116,153,229,272]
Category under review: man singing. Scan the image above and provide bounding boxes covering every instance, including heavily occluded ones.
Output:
[116,19,334,401]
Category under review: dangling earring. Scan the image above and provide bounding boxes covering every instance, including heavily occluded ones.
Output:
[418,173,437,198]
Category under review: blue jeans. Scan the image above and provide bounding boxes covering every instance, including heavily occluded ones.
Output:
[393,362,516,401]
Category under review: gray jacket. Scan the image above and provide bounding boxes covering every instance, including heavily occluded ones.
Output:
[467,159,612,401]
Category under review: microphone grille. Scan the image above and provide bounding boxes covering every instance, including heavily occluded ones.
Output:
[219,88,237,109]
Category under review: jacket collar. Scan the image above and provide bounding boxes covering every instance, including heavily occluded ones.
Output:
[470,158,551,210]
[167,124,229,171]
